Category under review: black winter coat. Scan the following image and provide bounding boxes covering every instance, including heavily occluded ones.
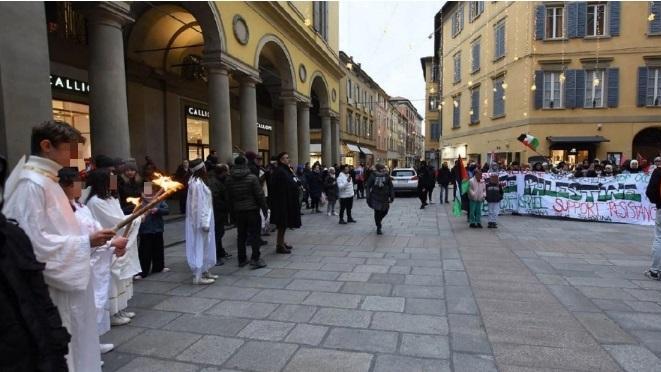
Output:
[306,171,323,198]
[207,170,230,217]
[646,168,661,208]
[225,166,268,214]
[437,166,451,186]
[366,171,395,211]
[0,215,70,371]
[269,164,302,228]
[323,175,338,202]
[417,167,433,191]
[118,175,143,214]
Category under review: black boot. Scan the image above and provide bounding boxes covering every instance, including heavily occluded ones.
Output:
[376,226,383,235]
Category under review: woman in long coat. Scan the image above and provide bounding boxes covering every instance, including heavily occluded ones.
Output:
[269,152,301,254]
[366,164,395,235]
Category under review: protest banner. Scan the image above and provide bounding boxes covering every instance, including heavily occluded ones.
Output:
[482,172,656,226]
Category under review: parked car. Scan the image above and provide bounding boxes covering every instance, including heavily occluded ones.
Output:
[391,168,418,194]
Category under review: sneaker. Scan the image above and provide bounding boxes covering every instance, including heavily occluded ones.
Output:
[469,223,476,228]
[203,271,219,279]
[100,343,114,354]
[162,267,171,272]
[285,244,294,250]
[215,260,225,266]
[376,227,383,235]
[276,245,291,254]
[477,223,483,228]
[133,274,144,280]
[327,212,332,216]
[487,223,495,228]
[110,315,130,326]
[238,260,249,267]
[332,211,337,216]
[119,310,135,319]
[250,259,267,269]
[420,205,425,209]
[339,219,347,224]
[193,277,215,285]
[644,270,660,280]
[347,219,357,223]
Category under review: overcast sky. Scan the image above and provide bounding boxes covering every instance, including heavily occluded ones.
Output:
[339,1,442,122]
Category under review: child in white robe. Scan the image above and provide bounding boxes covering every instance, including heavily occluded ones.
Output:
[186,159,217,284]
[85,168,141,326]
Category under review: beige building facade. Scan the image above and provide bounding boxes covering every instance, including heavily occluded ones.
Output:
[439,1,661,167]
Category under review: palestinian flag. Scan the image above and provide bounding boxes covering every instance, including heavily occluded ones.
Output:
[452,155,470,217]
[517,133,540,152]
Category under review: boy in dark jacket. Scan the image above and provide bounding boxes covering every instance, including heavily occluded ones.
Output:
[136,189,170,278]
[645,167,661,280]
[485,174,504,228]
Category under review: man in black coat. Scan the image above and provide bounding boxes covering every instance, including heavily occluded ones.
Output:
[437,162,451,204]
[645,167,661,280]
[207,164,232,264]
[226,156,269,269]
[417,161,431,209]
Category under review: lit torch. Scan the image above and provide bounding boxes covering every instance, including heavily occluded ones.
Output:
[113,173,183,233]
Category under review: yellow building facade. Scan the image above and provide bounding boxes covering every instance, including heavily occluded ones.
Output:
[439,1,661,167]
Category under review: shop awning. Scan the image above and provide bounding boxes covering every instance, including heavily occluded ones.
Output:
[546,136,609,144]
[346,144,361,152]
[310,144,321,153]
[359,146,373,155]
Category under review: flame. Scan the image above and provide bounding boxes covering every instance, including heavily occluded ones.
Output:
[126,197,141,207]
[151,172,184,193]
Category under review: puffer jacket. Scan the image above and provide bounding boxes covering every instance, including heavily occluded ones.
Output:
[469,177,486,202]
[337,172,354,199]
[225,165,268,214]
[366,170,394,211]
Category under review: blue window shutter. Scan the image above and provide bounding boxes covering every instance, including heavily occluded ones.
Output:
[609,2,620,36]
[535,5,546,40]
[476,42,480,70]
[471,89,479,123]
[652,2,661,34]
[637,67,648,107]
[565,70,577,108]
[567,3,578,38]
[607,68,619,107]
[575,70,585,108]
[576,3,587,37]
[534,71,543,109]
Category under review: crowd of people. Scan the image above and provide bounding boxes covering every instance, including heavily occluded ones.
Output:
[0,120,658,371]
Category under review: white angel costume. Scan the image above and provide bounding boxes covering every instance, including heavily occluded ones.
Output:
[86,195,141,315]
[3,155,101,372]
[186,177,216,280]
[73,201,114,335]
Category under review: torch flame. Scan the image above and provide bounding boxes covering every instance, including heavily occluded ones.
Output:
[151,173,184,193]
[126,197,141,206]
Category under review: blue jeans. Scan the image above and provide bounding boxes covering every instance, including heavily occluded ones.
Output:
[652,209,661,273]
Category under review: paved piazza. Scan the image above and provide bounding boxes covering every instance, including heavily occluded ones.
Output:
[102,192,661,372]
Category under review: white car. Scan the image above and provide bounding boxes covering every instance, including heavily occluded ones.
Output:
[391,168,418,194]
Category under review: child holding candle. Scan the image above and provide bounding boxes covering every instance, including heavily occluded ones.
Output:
[135,186,170,279]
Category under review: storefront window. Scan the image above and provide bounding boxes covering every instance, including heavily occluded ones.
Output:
[52,99,90,168]
[258,134,270,163]
[186,116,209,161]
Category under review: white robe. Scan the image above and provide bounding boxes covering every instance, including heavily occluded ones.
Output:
[86,196,141,314]
[3,156,101,372]
[74,202,114,335]
[186,177,216,279]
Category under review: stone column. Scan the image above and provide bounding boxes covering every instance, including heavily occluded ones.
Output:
[85,2,133,158]
[206,64,233,163]
[321,111,332,167]
[331,116,340,165]
[239,75,258,153]
[297,102,311,166]
[281,96,299,165]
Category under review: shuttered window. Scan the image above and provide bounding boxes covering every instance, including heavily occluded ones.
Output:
[452,96,461,129]
[586,3,606,37]
[469,1,484,22]
[471,39,481,73]
[313,1,328,41]
[543,72,563,109]
[651,2,661,35]
[493,78,505,117]
[470,87,480,124]
[453,52,461,83]
[431,122,441,140]
[452,4,465,37]
[494,20,506,60]
[646,67,661,107]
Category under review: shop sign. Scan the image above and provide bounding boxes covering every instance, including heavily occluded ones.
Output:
[50,75,90,94]
[257,122,272,131]
[186,105,209,119]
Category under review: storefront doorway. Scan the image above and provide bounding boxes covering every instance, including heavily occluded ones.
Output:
[52,99,90,167]
[185,106,210,161]
[258,133,270,163]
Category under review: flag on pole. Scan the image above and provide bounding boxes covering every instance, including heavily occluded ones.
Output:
[517,133,540,152]
[452,155,470,217]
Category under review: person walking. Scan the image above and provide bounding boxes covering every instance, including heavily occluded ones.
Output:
[468,168,486,228]
[269,152,301,254]
[207,163,232,264]
[185,159,217,284]
[324,167,338,216]
[485,174,503,228]
[417,161,431,209]
[337,165,356,224]
[355,163,365,199]
[437,162,451,204]
[427,165,436,203]
[645,166,661,280]
[225,156,269,269]
[366,164,394,235]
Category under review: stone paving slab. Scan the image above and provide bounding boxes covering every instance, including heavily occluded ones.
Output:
[100,191,661,371]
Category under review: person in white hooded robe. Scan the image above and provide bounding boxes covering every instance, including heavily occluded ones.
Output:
[3,121,118,371]
[85,168,142,326]
[186,158,217,284]
[58,166,125,355]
